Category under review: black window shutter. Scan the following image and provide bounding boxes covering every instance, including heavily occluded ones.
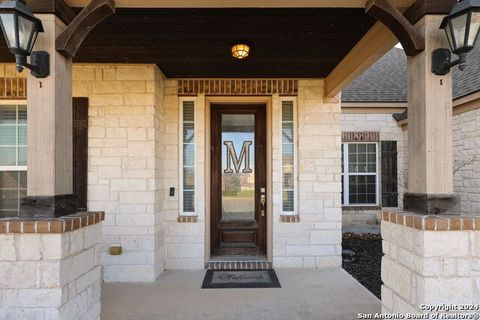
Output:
[73,98,89,211]
[381,141,398,207]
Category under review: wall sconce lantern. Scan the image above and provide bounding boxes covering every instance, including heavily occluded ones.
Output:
[433,0,480,75]
[0,0,49,78]
[231,44,250,60]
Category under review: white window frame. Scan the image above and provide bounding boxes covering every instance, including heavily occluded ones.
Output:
[342,142,380,207]
[0,101,27,216]
[280,97,298,215]
[179,98,196,216]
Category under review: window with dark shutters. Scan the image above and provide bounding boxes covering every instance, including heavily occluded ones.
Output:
[381,141,398,208]
[73,98,89,211]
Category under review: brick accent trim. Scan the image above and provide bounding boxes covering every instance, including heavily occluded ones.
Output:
[0,212,104,234]
[342,131,380,142]
[178,216,198,223]
[382,211,480,231]
[280,215,300,223]
[178,79,298,96]
[0,77,27,99]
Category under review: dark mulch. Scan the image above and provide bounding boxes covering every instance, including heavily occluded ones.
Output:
[342,233,383,299]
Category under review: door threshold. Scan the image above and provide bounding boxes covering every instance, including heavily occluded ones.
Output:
[207,256,272,270]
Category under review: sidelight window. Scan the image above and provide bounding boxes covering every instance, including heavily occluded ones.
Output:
[180,100,195,214]
[281,100,296,213]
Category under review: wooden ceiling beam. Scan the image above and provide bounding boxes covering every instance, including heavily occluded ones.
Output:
[325,0,454,98]
[65,0,416,8]
[324,21,398,98]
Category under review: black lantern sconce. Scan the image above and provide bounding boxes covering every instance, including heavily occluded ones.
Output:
[0,0,49,78]
[432,0,480,75]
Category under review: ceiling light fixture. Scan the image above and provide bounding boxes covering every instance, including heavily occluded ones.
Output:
[231,44,250,60]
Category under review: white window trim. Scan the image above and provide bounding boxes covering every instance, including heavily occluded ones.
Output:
[342,142,380,207]
[179,98,196,216]
[280,97,298,215]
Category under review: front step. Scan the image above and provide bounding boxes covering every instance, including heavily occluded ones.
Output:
[207,260,272,270]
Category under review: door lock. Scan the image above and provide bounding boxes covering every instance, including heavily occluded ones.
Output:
[260,189,266,217]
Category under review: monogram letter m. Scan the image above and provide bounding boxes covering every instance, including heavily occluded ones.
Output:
[224,141,253,174]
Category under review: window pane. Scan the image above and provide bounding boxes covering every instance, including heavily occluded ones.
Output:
[19,171,26,189]
[18,106,26,124]
[282,101,295,213]
[282,101,293,122]
[18,147,27,166]
[182,101,195,213]
[0,126,16,145]
[183,102,194,122]
[282,190,294,212]
[0,147,16,165]
[0,106,16,124]
[348,175,377,205]
[183,144,194,167]
[183,167,194,190]
[282,122,294,144]
[183,122,194,143]
[0,189,18,210]
[183,190,195,213]
[0,171,19,189]
[18,125,27,145]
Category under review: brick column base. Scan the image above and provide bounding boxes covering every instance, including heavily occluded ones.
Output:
[381,211,480,315]
[0,212,104,320]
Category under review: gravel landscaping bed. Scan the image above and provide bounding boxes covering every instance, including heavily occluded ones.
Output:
[342,233,383,299]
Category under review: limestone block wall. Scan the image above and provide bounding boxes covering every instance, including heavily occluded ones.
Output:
[453,107,480,215]
[73,64,166,282]
[382,213,480,314]
[0,220,102,320]
[162,85,206,270]
[272,80,342,268]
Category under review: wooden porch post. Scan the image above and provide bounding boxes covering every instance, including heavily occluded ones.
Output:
[404,14,457,214]
[21,14,76,217]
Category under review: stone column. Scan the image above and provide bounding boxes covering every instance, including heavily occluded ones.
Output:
[404,15,457,214]
[22,14,76,217]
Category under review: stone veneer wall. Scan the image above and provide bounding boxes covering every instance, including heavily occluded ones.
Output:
[453,107,480,215]
[0,213,103,320]
[382,212,480,314]
[73,64,166,281]
[341,113,407,231]
[271,80,342,268]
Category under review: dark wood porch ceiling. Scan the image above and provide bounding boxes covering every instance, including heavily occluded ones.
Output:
[1,8,376,78]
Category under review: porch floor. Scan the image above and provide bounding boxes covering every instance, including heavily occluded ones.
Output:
[101,268,380,320]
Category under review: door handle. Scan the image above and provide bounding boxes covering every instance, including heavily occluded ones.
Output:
[260,188,266,217]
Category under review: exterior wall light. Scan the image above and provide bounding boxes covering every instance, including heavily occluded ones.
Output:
[433,0,480,75]
[0,0,49,78]
[231,44,250,60]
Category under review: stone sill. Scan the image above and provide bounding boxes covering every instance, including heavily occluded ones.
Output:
[0,212,105,234]
[178,216,198,223]
[382,211,480,231]
[280,215,300,223]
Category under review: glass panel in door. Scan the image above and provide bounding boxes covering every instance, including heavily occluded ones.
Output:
[221,114,255,222]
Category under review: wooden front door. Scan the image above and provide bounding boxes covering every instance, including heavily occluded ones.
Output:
[211,104,267,256]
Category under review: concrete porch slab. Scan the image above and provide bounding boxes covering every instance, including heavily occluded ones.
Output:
[101,268,380,320]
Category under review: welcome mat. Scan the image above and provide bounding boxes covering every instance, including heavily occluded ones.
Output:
[201,269,281,289]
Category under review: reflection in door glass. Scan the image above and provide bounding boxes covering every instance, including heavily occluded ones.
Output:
[221,114,255,221]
